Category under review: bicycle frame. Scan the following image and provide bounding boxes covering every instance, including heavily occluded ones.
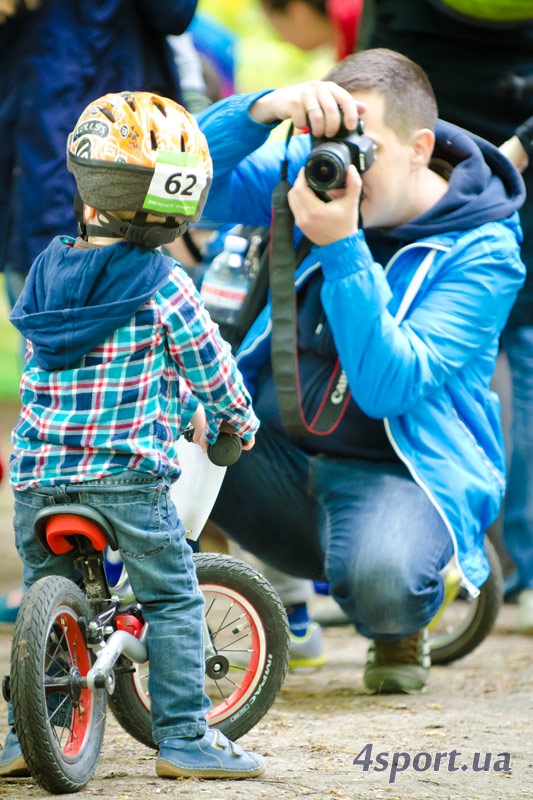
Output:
[31,503,275,697]
[33,503,150,695]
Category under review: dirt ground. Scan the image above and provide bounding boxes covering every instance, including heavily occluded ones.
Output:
[0,608,531,800]
[0,401,532,800]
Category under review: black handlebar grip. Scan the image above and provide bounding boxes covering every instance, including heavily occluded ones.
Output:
[207,432,243,466]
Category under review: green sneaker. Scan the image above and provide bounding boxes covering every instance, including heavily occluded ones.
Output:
[363,628,430,694]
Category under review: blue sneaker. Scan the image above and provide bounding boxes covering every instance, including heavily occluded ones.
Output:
[0,729,30,777]
[0,586,23,624]
[156,729,265,779]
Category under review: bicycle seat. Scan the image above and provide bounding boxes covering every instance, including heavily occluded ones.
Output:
[34,504,118,555]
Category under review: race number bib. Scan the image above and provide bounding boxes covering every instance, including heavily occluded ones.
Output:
[143,151,208,216]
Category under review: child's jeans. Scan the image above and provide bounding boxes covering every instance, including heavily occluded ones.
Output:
[13,470,210,744]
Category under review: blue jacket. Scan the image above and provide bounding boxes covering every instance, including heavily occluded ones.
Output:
[0,0,197,276]
[198,91,527,592]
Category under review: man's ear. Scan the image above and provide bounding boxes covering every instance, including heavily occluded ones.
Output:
[411,128,435,168]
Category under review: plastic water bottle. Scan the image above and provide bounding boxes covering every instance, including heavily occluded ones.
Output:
[200,233,250,326]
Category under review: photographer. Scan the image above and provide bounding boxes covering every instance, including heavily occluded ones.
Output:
[197,48,526,693]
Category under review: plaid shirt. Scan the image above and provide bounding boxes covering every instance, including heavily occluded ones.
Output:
[10,265,259,489]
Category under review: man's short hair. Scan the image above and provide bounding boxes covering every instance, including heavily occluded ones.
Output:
[325,48,438,141]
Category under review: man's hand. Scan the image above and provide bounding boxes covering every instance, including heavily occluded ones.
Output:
[249,80,364,139]
[288,164,362,246]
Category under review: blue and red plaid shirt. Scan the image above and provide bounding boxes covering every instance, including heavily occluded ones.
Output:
[10,265,259,489]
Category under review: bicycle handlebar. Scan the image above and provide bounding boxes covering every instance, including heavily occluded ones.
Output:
[183,427,243,467]
[207,431,243,466]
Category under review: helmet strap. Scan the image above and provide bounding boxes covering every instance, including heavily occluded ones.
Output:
[74,191,90,240]
[94,210,188,248]
[73,193,188,247]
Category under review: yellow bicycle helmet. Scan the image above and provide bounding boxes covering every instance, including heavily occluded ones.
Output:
[67,91,212,247]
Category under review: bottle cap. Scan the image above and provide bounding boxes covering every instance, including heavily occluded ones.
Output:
[224,235,248,254]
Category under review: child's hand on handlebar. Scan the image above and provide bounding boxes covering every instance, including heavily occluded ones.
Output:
[219,421,255,451]
[183,418,253,465]
[189,404,208,452]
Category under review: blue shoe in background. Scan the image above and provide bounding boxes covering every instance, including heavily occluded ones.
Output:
[0,586,23,624]
[0,729,29,777]
[288,622,328,669]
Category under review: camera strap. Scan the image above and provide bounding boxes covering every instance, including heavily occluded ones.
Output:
[269,135,351,437]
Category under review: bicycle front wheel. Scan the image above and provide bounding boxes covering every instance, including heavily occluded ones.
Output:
[10,576,106,794]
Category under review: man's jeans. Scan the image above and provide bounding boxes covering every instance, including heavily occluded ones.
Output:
[212,423,453,642]
[13,470,210,744]
[501,325,533,590]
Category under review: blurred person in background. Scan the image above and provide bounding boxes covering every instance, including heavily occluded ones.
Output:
[194,0,337,93]
[259,0,364,61]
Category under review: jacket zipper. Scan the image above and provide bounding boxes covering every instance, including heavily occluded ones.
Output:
[383,242,483,598]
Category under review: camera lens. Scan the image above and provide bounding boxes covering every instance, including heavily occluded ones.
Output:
[312,159,337,184]
[304,142,351,192]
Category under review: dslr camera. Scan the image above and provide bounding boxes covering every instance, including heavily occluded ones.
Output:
[304,115,375,196]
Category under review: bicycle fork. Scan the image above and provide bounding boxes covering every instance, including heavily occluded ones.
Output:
[33,503,149,697]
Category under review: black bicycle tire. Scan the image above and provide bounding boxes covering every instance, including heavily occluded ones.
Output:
[429,538,503,665]
[108,552,289,748]
[10,575,106,794]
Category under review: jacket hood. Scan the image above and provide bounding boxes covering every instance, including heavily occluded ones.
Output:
[10,237,173,370]
[368,119,526,248]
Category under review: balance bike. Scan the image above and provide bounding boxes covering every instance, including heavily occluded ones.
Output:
[4,434,289,794]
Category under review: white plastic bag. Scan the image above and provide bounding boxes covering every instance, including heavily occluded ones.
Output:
[171,436,227,541]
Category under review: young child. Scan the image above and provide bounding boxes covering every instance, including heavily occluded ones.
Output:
[3,91,263,780]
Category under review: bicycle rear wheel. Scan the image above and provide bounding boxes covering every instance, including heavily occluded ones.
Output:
[429,538,503,665]
[109,552,289,748]
[10,576,106,794]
